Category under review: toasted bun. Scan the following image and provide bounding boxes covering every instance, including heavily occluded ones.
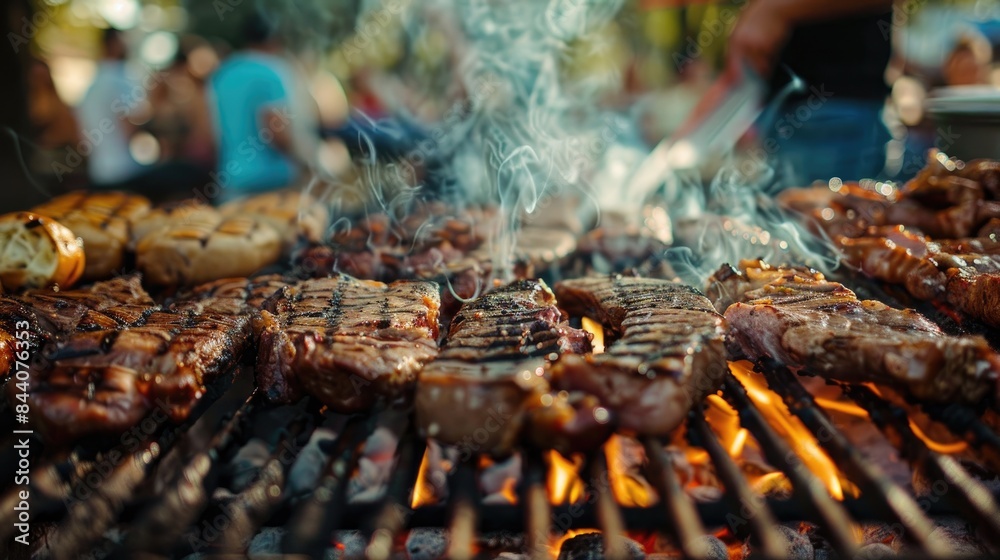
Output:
[33,191,151,280]
[0,212,85,290]
[221,189,329,249]
[136,208,282,286]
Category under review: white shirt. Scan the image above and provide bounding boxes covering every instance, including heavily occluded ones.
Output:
[76,61,144,185]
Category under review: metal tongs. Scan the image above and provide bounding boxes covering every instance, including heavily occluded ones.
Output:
[625,63,795,201]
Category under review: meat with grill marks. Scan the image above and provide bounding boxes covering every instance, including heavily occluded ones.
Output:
[0,275,154,378]
[550,277,728,437]
[255,275,440,412]
[415,279,598,457]
[26,308,252,443]
[706,259,1000,405]
[837,226,1000,327]
[168,275,289,316]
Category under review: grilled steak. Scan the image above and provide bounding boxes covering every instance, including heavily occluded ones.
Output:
[550,276,728,437]
[295,205,577,328]
[0,276,154,378]
[255,275,440,411]
[837,226,1000,327]
[706,259,1000,405]
[415,279,595,457]
[168,275,288,316]
[26,308,252,443]
[778,152,1000,241]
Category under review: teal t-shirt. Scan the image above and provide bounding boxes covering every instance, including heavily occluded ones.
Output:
[207,52,298,200]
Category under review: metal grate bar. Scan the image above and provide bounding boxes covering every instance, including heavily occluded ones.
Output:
[282,414,374,556]
[587,452,629,560]
[365,431,425,560]
[521,448,550,560]
[112,389,258,557]
[40,366,256,559]
[641,435,710,559]
[922,404,1000,474]
[445,458,479,560]
[762,364,952,558]
[721,373,859,558]
[688,408,788,559]
[842,383,1000,549]
[215,417,310,555]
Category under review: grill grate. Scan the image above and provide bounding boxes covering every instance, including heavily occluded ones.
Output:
[4,303,1000,560]
[4,362,1000,560]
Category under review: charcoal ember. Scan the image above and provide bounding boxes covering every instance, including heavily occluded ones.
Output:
[741,525,812,560]
[928,522,989,557]
[557,532,645,560]
[286,424,340,503]
[856,543,895,559]
[328,530,367,560]
[858,522,901,551]
[649,535,726,560]
[246,526,285,558]
[406,527,449,560]
[478,530,525,554]
[226,439,271,492]
[348,427,399,502]
[894,518,991,558]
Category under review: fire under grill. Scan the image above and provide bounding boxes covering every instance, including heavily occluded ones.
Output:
[3,327,1000,560]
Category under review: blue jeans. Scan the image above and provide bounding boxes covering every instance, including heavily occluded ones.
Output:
[762,97,890,189]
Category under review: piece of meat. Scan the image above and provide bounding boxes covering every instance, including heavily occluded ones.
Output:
[779,178,1000,241]
[415,279,595,457]
[296,210,577,333]
[255,275,440,412]
[0,276,155,378]
[837,226,1000,327]
[168,275,288,316]
[551,276,728,437]
[706,259,1000,405]
[20,305,252,444]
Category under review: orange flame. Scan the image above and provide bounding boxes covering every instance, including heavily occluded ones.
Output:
[582,317,605,354]
[499,476,519,504]
[728,361,849,500]
[815,389,968,455]
[547,451,585,504]
[605,435,656,507]
[411,448,435,508]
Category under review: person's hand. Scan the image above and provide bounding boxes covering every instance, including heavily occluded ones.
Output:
[726,0,794,78]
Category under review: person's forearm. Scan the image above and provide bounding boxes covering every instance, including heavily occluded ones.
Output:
[758,0,894,26]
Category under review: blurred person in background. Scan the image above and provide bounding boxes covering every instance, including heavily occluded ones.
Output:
[721,0,895,187]
[148,38,217,176]
[942,30,993,87]
[205,13,314,203]
[76,27,146,187]
[26,57,82,187]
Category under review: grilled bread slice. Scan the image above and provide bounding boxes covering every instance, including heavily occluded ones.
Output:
[220,189,329,250]
[131,201,217,244]
[0,212,85,290]
[33,191,151,280]
[136,207,282,286]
